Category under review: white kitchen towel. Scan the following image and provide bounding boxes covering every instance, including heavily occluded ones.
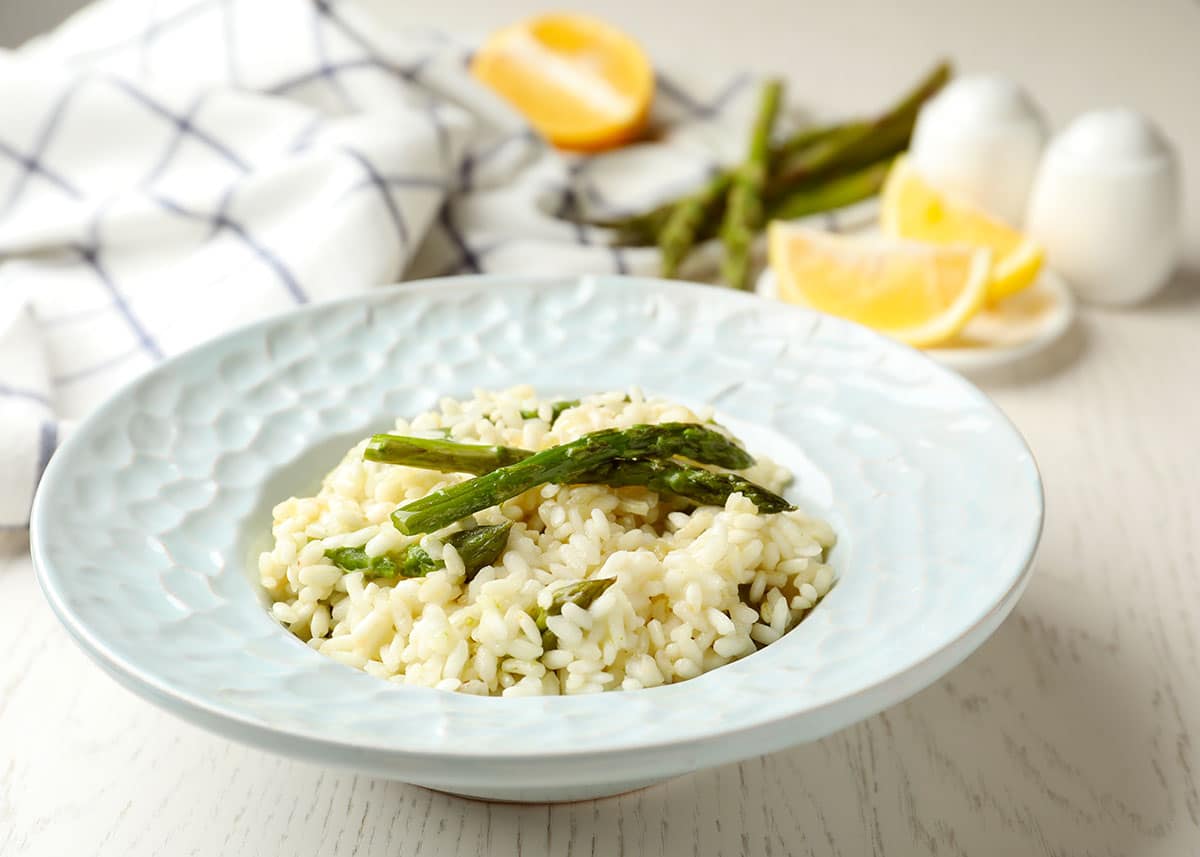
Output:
[0,0,768,528]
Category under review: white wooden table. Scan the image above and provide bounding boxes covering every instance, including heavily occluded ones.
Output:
[3,1,1198,854]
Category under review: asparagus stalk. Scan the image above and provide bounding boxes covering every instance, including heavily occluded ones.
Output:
[519,399,580,424]
[768,122,874,189]
[366,400,580,475]
[767,156,896,221]
[771,123,845,163]
[365,434,532,475]
[325,522,511,581]
[324,544,428,579]
[720,78,784,289]
[396,420,759,515]
[769,62,950,192]
[392,423,754,535]
[658,172,732,278]
[369,437,788,511]
[531,577,618,650]
[581,457,793,513]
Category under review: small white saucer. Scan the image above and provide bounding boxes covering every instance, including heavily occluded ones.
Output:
[755,267,1076,373]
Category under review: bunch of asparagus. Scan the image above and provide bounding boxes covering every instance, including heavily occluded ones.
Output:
[364,422,793,536]
[585,62,951,289]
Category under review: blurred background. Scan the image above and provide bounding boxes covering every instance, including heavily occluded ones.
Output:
[4,0,1195,265]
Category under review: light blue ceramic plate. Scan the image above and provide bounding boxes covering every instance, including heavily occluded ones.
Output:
[31,275,1042,802]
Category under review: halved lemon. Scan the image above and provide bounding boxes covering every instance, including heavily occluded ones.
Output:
[470,14,654,152]
[768,221,992,347]
[881,155,1043,301]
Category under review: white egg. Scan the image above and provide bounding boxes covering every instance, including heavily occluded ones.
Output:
[1026,108,1180,306]
[909,75,1048,224]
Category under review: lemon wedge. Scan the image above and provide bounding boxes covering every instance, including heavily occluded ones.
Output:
[881,155,1043,300]
[470,14,654,152]
[768,221,992,347]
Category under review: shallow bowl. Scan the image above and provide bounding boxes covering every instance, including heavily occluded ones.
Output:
[32,275,1042,801]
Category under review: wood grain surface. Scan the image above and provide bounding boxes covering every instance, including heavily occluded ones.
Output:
[2,1,1199,854]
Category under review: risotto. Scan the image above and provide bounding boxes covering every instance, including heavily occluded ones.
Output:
[259,388,836,696]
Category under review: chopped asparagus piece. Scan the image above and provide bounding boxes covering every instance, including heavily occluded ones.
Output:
[447,522,513,582]
[324,544,436,579]
[324,522,511,581]
[531,577,618,651]
[519,399,580,425]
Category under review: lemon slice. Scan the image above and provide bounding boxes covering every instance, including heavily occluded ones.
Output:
[470,14,654,152]
[767,221,992,347]
[880,156,1043,301]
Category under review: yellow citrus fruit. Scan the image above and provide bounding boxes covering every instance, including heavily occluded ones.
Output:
[768,221,992,347]
[881,155,1044,301]
[470,14,654,152]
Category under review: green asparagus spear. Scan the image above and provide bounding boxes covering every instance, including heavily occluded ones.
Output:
[365,434,532,475]
[368,437,788,511]
[720,78,784,289]
[771,123,846,163]
[531,577,618,650]
[580,457,793,513]
[768,122,874,189]
[392,423,754,535]
[766,156,896,221]
[373,444,789,513]
[658,171,732,278]
[519,399,580,425]
[324,522,511,581]
[769,62,950,192]
[367,400,580,476]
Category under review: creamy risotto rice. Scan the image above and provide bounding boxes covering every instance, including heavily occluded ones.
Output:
[259,388,835,697]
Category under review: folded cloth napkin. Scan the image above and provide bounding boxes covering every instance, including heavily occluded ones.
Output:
[0,0,768,528]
